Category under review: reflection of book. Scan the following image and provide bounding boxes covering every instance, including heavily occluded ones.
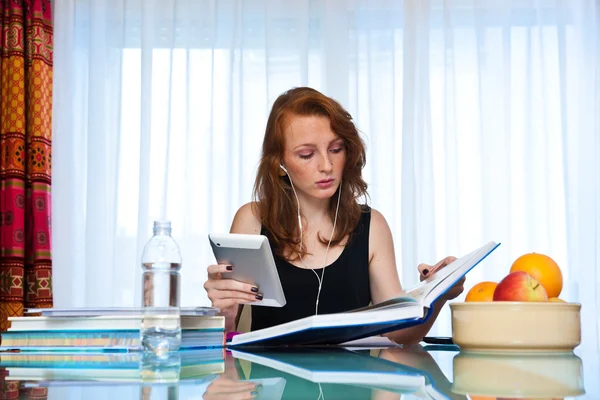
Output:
[0,315,225,351]
[229,241,500,347]
[0,349,225,385]
[232,348,447,399]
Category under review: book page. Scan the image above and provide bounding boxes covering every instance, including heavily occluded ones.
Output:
[404,255,469,303]
[346,297,419,313]
[332,243,497,314]
[404,242,499,306]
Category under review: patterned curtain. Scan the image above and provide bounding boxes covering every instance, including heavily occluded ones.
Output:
[0,0,52,328]
[0,0,52,398]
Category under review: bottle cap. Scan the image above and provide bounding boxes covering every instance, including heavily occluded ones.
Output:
[153,220,171,229]
[153,220,172,235]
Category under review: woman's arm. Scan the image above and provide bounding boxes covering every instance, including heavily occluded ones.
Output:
[367,209,462,345]
[229,202,262,235]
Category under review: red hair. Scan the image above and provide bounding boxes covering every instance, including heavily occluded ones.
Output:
[252,87,369,260]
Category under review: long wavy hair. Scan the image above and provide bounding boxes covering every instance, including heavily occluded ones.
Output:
[252,87,369,261]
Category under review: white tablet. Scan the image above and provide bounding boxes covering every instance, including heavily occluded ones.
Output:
[208,233,286,307]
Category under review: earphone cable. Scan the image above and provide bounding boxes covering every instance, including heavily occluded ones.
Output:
[286,170,341,315]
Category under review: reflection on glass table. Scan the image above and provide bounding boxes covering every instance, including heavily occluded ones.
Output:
[452,350,585,399]
[226,345,592,400]
[0,343,596,399]
[227,346,461,400]
[0,348,225,400]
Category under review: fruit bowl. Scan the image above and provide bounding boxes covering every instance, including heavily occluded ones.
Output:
[451,350,585,398]
[450,301,582,353]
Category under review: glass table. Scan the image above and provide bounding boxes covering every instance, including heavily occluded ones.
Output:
[0,341,597,399]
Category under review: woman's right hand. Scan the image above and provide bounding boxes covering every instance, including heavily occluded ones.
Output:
[203,264,263,331]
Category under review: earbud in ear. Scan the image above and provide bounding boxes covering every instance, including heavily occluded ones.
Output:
[279,163,288,175]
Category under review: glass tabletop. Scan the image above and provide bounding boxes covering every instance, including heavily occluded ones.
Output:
[0,342,597,399]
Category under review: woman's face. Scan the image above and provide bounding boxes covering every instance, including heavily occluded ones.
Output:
[281,114,346,202]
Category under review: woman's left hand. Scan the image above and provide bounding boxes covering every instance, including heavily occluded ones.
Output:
[418,256,465,301]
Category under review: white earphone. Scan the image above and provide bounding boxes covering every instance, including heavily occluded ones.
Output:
[280,164,304,231]
[279,163,341,315]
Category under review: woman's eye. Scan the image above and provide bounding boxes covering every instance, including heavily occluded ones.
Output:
[330,147,343,153]
[299,153,313,160]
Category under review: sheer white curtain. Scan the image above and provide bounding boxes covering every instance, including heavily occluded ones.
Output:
[53,0,599,346]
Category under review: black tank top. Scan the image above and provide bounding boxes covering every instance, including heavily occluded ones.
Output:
[251,206,372,331]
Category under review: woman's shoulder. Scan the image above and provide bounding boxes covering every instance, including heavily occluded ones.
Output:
[365,206,392,238]
[364,206,394,263]
[357,204,387,224]
[230,202,262,234]
[353,204,389,235]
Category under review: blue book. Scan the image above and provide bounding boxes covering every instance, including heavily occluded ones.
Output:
[228,241,500,348]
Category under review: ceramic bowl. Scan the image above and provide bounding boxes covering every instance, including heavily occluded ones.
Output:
[450,301,582,353]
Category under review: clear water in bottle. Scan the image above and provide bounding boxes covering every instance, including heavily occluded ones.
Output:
[140,221,182,357]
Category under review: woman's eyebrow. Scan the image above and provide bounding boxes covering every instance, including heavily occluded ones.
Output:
[293,143,316,150]
[292,138,343,150]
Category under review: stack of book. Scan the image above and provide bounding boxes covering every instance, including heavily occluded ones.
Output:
[0,307,225,352]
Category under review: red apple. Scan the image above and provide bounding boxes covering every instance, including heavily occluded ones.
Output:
[493,271,549,301]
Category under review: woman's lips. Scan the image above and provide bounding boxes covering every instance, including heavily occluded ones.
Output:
[316,179,334,189]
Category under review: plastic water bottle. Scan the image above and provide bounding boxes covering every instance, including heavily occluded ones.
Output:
[140,220,182,357]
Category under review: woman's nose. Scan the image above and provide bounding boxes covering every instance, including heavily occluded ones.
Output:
[318,153,333,172]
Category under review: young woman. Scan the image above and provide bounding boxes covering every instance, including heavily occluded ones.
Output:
[203,87,464,344]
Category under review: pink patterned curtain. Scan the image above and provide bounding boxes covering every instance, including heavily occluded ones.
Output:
[0,0,52,398]
[0,0,53,329]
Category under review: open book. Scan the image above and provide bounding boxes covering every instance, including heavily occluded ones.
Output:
[232,348,448,399]
[228,241,500,347]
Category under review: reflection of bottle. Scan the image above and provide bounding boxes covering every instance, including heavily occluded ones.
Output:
[139,352,181,400]
[140,221,182,356]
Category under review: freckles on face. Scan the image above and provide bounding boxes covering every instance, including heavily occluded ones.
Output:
[281,114,346,198]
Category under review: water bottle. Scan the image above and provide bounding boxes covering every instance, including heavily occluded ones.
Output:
[140,220,182,357]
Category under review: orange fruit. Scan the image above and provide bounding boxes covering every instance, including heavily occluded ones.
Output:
[549,297,565,303]
[469,396,496,400]
[510,253,563,298]
[465,281,498,302]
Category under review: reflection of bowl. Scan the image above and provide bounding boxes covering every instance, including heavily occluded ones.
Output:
[450,302,581,352]
[451,351,585,398]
